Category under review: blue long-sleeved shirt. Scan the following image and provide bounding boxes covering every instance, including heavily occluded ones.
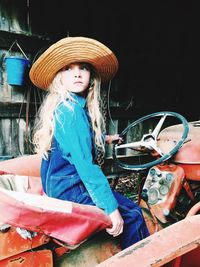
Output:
[41,93,118,215]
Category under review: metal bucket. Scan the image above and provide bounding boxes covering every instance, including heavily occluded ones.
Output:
[5,56,30,86]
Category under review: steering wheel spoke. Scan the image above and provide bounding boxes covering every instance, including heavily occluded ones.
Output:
[115,141,142,150]
[152,114,167,137]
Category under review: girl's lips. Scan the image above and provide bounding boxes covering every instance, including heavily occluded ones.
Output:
[74,81,83,84]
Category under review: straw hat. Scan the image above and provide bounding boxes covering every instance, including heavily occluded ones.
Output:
[29,36,118,90]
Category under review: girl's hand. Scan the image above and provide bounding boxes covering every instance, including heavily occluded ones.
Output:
[106,134,123,145]
[106,209,124,237]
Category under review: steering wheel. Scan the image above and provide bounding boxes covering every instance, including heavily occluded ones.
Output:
[113,111,189,171]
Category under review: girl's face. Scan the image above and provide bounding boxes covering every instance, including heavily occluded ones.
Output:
[61,62,91,96]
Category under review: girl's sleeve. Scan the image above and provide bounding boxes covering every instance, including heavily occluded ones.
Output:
[54,103,118,215]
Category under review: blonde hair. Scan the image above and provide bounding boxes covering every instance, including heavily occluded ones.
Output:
[32,66,106,156]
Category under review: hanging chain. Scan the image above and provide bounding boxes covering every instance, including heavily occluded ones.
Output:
[95,89,108,167]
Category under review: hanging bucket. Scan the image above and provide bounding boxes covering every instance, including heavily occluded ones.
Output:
[5,57,30,86]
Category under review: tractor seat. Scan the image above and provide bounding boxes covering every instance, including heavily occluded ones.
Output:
[0,155,112,246]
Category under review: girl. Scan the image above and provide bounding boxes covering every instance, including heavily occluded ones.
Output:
[29,36,149,249]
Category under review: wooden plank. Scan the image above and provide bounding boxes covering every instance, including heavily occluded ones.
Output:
[0,30,51,54]
[11,118,22,156]
[0,102,38,118]
[0,119,11,155]
[0,0,28,33]
[0,117,34,157]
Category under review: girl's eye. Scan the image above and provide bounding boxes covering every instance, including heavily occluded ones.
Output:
[81,65,89,71]
[64,64,89,71]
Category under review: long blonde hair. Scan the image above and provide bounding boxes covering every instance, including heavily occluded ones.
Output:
[32,65,106,156]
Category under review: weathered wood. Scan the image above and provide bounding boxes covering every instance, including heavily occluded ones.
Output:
[0,1,130,161]
[0,102,38,118]
[0,0,29,32]
[0,30,51,54]
[0,0,50,58]
[0,117,34,157]
[0,119,11,155]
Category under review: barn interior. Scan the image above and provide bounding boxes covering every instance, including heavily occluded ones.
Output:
[0,0,197,162]
[29,0,197,121]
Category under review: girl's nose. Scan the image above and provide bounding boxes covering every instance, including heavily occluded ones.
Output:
[74,67,81,78]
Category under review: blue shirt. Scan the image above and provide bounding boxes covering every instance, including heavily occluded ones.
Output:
[41,93,118,215]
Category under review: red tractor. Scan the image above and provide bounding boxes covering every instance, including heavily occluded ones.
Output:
[0,111,200,267]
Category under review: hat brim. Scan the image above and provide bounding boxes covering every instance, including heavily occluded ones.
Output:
[29,37,118,90]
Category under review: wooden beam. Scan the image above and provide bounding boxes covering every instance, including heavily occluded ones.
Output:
[0,30,51,54]
[0,102,38,118]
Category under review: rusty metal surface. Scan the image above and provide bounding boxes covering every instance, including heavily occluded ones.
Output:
[0,250,53,267]
[158,121,200,181]
[96,215,200,267]
[0,226,50,260]
[158,121,200,164]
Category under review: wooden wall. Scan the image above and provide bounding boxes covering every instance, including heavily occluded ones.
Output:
[0,1,169,171]
[0,1,134,162]
[0,1,50,159]
[0,1,114,161]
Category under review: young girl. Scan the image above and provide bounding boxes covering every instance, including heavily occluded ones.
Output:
[29,36,149,249]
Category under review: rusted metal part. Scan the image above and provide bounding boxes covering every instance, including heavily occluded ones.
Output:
[158,121,200,163]
[140,204,164,235]
[0,226,50,260]
[0,249,53,267]
[169,201,200,267]
[96,215,200,267]
[174,122,200,164]
[139,164,185,225]
[177,163,200,181]
[158,121,200,181]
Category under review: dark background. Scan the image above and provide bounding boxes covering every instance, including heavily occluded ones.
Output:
[29,0,197,121]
